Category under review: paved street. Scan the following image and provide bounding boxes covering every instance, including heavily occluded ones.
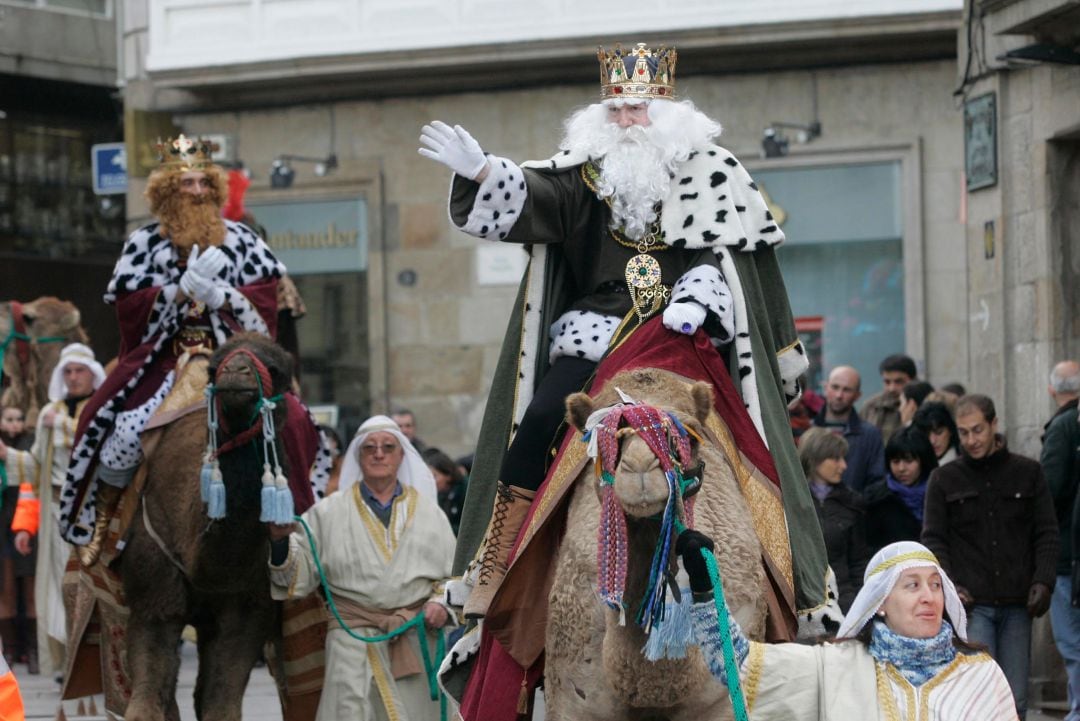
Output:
[16,641,283,720]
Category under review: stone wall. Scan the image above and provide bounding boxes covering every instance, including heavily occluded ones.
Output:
[156,59,965,455]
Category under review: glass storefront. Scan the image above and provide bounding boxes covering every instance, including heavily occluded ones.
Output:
[756,161,905,397]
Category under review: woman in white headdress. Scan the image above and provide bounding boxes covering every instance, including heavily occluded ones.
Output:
[678,534,1019,720]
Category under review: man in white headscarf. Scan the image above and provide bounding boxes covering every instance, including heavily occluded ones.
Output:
[0,342,104,675]
[267,415,454,721]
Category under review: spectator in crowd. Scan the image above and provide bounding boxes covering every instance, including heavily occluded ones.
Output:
[422,448,469,535]
[898,380,935,428]
[0,407,32,671]
[922,394,1058,719]
[267,415,452,721]
[812,366,885,492]
[861,354,918,443]
[799,427,870,612]
[1040,360,1080,721]
[914,401,960,465]
[391,408,427,453]
[863,426,939,553]
[942,382,966,397]
[0,344,104,677]
[318,425,344,495]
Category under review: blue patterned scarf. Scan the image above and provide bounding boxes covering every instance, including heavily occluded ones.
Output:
[885,474,928,522]
[869,619,956,686]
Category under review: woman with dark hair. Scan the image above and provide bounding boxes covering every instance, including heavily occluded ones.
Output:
[678,535,1018,720]
[914,401,960,465]
[863,425,939,553]
[798,427,869,612]
[422,448,468,535]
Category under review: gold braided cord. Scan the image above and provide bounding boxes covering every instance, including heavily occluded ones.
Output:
[868,551,940,577]
[743,642,764,712]
[875,662,907,721]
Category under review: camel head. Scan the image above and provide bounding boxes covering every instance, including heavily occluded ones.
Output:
[566,374,714,519]
[0,297,88,420]
[208,332,293,433]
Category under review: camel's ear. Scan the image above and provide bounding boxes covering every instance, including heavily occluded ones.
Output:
[565,392,595,433]
[689,381,714,425]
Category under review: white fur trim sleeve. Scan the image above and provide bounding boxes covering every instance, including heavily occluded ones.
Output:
[450,155,527,240]
[219,287,270,335]
[548,310,620,364]
[670,264,734,343]
[777,339,809,402]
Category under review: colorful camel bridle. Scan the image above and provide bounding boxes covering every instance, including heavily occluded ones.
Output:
[584,402,702,632]
[200,346,293,524]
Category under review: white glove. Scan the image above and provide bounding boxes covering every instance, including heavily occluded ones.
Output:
[180,268,226,310]
[418,121,489,180]
[663,301,708,336]
[187,244,227,281]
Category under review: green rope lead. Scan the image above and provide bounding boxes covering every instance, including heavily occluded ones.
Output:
[295,515,447,720]
[673,518,750,721]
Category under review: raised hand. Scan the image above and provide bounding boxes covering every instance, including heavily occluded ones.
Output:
[418,121,489,181]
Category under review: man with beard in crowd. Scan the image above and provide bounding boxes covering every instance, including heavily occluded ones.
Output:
[57,135,329,565]
[419,42,825,631]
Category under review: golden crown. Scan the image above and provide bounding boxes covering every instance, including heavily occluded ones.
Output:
[597,43,677,101]
[154,134,216,171]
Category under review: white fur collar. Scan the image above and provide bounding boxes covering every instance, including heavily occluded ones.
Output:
[523,145,784,253]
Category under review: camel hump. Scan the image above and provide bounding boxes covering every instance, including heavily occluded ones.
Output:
[146,354,210,431]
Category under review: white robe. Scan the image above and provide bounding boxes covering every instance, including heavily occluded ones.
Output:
[7,398,84,675]
[692,603,1018,720]
[270,484,456,721]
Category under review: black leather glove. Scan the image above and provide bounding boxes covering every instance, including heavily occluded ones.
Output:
[1027,582,1052,618]
[676,529,715,597]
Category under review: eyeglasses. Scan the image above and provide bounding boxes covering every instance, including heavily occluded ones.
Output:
[360,443,400,456]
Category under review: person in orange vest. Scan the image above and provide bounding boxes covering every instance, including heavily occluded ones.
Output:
[0,651,25,720]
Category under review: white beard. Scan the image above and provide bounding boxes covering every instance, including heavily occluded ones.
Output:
[562,101,718,241]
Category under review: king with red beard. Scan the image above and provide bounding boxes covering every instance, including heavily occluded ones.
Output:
[58,136,329,562]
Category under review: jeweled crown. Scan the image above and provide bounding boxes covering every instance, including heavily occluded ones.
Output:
[597,43,677,101]
[154,134,215,171]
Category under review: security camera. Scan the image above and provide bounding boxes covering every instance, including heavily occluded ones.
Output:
[314,153,339,178]
[270,159,294,189]
[761,127,789,158]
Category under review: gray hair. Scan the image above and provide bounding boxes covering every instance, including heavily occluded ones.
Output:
[1050,363,1080,395]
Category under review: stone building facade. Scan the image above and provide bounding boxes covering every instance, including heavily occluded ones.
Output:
[120,0,969,452]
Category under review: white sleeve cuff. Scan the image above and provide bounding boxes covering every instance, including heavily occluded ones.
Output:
[451,155,527,240]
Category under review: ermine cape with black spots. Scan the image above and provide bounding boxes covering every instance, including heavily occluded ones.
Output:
[447,143,827,613]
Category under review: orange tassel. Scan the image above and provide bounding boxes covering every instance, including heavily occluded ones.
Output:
[516,674,529,715]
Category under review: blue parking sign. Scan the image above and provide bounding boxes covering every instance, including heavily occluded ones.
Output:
[91,143,128,195]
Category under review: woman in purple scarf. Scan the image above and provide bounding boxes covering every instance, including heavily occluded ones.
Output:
[863,425,939,553]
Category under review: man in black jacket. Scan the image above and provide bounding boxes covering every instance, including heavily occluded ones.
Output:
[1041,360,1080,721]
[923,394,1059,720]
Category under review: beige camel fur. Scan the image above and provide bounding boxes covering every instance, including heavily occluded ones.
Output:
[0,297,88,424]
[545,368,766,721]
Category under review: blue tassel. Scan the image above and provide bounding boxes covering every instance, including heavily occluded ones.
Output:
[259,466,276,523]
[207,468,226,519]
[274,473,294,525]
[199,461,213,503]
[643,587,694,661]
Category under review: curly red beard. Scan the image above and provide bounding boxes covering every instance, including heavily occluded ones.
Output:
[144,166,228,258]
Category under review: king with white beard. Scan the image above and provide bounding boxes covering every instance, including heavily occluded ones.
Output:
[419,43,828,624]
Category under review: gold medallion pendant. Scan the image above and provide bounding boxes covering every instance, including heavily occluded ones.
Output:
[624,252,669,323]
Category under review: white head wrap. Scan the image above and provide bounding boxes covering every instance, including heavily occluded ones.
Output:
[48,343,106,402]
[337,414,438,504]
[837,541,968,640]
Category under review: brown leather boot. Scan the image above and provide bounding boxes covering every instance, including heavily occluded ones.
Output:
[77,482,125,568]
[462,482,536,619]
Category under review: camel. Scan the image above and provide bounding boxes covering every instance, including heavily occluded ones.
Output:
[0,297,89,424]
[118,333,292,721]
[544,368,767,721]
